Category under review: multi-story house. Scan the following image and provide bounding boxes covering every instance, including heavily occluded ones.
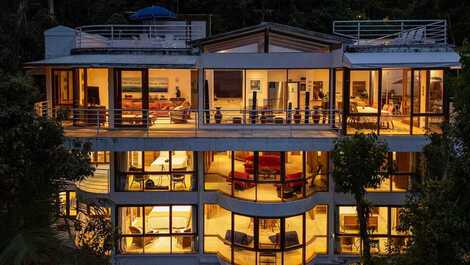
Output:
[26,10,460,265]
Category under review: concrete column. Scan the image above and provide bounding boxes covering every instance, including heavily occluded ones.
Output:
[327,153,336,258]
[108,152,115,194]
[197,151,205,256]
[108,68,115,128]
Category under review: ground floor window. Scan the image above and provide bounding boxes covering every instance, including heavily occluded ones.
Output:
[58,191,77,217]
[335,206,410,255]
[204,204,328,265]
[118,205,197,254]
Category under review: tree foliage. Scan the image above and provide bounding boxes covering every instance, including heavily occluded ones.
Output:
[0,72,95,264]
[396,43,470,265]
[333,133,389,265]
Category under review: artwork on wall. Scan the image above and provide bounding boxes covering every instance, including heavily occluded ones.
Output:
[149,77,169,93]
[122,77,142,92]
[250,80,261,91]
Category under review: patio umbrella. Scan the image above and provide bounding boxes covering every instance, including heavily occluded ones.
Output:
[130,6,177,21]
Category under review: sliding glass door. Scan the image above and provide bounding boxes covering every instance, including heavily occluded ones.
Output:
[115,69,148,127]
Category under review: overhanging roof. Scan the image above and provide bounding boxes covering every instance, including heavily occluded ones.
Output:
[344,51,461,69]
[25,54,198,68]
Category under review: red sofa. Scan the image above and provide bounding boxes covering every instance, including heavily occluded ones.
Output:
[229,171,256,190]
[244,155,281,174]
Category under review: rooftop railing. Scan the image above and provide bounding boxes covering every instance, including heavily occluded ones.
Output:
[74,24,206,49]
[333,20,447,46]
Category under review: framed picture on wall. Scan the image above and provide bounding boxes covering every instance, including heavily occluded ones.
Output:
[250,80,261,91]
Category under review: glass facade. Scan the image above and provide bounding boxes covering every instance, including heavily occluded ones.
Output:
[116,151,196,192]
[366,152,417,192]
[342,69,445,135]
[204,69,331,125]
[204,204,328,265]
[335,206,410,255]
[204,151,328,201]
[118,205,197,254]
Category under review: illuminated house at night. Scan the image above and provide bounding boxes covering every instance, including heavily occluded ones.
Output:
[26,9,460,265]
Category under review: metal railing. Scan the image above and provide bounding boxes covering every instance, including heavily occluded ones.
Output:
[203,108,341,126]
[75,24,206,49]
[35,106,340,134]
[333,20,447,46]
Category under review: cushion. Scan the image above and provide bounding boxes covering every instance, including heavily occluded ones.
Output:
[225,230,253,246]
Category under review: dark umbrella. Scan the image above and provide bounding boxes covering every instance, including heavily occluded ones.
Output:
[130,6,176,21]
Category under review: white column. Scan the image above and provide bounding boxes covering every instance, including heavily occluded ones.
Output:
[327,153,336,258]
[197,151,205,255]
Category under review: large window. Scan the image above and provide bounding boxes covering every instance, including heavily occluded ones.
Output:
[116,151,195,192]
[52,69,74,106]
[366,152,416,192]
[118,205,196,254]
[344,69,445,135]
[204,204,328,265]
[204,151,328,202]
[336,206,410,255]
[204,69,332,125]
[58,191,77,217]
[116,69,197,128]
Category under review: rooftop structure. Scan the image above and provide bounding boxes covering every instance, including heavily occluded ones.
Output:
[27,12,460,265]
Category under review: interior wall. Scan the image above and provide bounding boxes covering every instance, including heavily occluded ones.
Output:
[149,69,191,102]
[87,68,109,108]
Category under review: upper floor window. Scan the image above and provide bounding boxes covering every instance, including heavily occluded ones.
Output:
[343,69,445,135]
[204,151,328,201]
[116,151,196,192]
[52,70,74,106]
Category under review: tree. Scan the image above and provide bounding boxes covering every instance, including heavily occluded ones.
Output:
[332,133,389,265]
[396,42,470,265]
[0,71,95,264]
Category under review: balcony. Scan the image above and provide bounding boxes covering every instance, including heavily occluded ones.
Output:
[74,23,206,51]
[34,105,341,138]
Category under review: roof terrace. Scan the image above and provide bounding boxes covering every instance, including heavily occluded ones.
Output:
[73,22,206,52]
[333,20,449,51]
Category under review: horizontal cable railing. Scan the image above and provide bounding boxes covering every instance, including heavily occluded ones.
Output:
[333,20,447,46]
[75,24,205,49]
[35,107,340,135]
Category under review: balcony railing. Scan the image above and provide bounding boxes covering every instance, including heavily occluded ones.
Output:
[75,24,205,49]
[333,20,447,46]
[35,107,340,134]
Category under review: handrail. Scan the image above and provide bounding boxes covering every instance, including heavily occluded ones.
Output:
[75,24,206,49]
[333,19,447,46]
